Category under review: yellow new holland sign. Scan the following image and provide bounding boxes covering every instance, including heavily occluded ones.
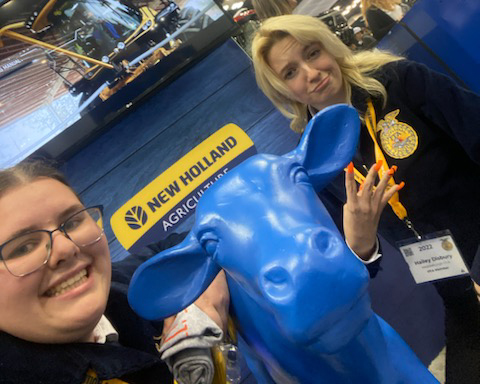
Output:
[110,124,255,253]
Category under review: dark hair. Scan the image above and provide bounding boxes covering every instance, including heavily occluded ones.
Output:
[0,160,75,199]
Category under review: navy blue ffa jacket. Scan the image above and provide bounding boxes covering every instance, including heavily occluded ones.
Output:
[0,234,191,384]
[365,6,396,41]
[324,60,480,291]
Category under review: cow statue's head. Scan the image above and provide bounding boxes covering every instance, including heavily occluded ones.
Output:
[128,104,439,384]
[128,104,373,352]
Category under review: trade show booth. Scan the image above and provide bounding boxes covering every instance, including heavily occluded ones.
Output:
[1,0,478,382]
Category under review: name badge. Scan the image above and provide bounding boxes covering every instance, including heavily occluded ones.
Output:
[397,230,469,284]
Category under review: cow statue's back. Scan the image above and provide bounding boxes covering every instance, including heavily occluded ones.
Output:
[128,105,438,383]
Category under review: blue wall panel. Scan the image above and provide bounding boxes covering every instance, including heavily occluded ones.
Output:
[379,0,480,92]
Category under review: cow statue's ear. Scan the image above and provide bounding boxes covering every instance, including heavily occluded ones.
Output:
[128,231,220,320]
[290,104,360,191]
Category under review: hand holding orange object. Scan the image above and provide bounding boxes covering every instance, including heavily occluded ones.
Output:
[161,271,230,341]
[344,161,404,260]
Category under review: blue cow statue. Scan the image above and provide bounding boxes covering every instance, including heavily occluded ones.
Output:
[128,105,438,383]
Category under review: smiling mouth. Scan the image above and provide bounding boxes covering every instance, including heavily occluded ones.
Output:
[45,269,88,297]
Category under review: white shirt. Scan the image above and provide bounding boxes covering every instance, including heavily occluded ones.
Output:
[92,315,119,344]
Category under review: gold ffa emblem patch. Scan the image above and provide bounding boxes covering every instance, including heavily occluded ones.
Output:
[378,110,418,159]
[441,239,454,251]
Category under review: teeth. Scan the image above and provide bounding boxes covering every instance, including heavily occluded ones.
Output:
[46,269,88,297]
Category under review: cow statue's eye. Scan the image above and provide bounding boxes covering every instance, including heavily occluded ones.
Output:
[200,233,219,257]
[203,239,218,256]
[292,166,310,185]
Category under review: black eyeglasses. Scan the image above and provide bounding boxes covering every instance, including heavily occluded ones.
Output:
[0,206,104,277]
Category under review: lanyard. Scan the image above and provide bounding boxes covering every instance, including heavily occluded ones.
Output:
[353,100,421,239]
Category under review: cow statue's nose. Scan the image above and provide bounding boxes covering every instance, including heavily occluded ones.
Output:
[311,227,339,255]
[259,227,342,304]
[298,226,342,261]
[261,265,293,302]
[257,226,369,346]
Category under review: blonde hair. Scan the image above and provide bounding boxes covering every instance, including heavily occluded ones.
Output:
[252,15,403,133]
[361,0,401,25]
[252,0,295,20]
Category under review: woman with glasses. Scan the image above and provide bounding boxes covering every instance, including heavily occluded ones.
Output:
[0,161,228,383]
[251,14,480,383]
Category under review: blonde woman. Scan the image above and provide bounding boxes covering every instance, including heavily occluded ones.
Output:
[252,14,480,383]
[361,0,407,40]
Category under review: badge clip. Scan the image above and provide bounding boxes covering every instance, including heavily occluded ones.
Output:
[403,217,421,241]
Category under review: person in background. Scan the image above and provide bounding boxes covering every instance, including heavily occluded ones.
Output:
[252,0,358,52]
[252,0,297,20]
[251,14,480,383]
[361,0,408,40]
[252,0,338,20]
[351,26,377,50]
[0,160,229,384]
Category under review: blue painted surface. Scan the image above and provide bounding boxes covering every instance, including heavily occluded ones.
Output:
[128,105,438,383]
[369,237,445,366]
[378,0,480,92]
